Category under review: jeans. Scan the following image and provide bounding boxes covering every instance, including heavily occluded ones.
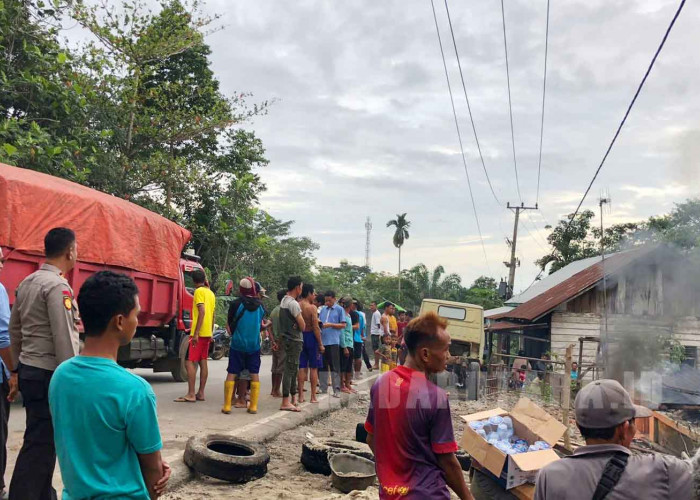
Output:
[320,344,341,394]
[0,373,10,491]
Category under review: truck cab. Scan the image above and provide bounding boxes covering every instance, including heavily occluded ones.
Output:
[419,299,484,361]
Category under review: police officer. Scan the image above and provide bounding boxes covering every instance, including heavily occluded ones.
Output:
[535,379,693,499]
[8,228,80,500]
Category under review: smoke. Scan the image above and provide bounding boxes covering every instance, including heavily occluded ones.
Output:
[673,128,700,192]
[600,244,700,407]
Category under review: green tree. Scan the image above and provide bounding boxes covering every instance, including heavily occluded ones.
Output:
[387,213,410,301]
[536,210,599,274]
[405,264,462,302]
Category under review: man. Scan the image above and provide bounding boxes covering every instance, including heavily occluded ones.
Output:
[365,311,472,500]
[279,276,305,412]
[535,379,693,499]
[9,227,81,500]
[175,269,215,403]
[222,277,266,414]
[298,284,323,404]
[0,249,18,498]
[380,302,393,341]
[387,304,398,336]
[370,301,383,369]
[396,310,409,342]
[351,300,372,377]
[319,291,346,398]
[340,297,356,394]
[49,271,170,499]
[269,290,286,398]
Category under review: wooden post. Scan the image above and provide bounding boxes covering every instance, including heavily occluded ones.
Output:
[562,344,573,451]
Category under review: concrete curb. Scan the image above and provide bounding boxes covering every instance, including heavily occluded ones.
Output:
[164,373,378,492]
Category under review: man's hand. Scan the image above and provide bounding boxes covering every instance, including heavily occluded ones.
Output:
[154,461,171,497]
[191,334,199,347]
[344,348,350,358]
[7,373,18,402]
[318,345,325,355]
[272,341,279,352]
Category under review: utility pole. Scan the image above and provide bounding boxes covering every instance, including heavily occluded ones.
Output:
[504,202,538,299]
[364,216,372,269]
[599,195,611,375]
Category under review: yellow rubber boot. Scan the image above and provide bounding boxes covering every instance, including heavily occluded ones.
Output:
[248,381,261,414]
[221,380,234,414]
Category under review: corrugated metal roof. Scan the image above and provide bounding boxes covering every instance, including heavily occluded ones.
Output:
[494,245,659,321]
[484,306,514,319]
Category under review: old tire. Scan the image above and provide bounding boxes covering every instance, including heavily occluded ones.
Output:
[184,435,269,483]
[171,336,189,382]
[210,342,226,361]
[456,449,471,471]
[355,423,368,444]
[301,438,374,476]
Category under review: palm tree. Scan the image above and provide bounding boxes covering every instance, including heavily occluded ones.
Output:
[407,264,462,301]
[386,213,411,300]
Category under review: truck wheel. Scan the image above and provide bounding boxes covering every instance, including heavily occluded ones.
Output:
[301,438,374,476]
[184,435,269,483]
[171,336,189,382]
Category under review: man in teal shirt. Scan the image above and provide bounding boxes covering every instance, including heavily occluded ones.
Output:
[49,271,170,499]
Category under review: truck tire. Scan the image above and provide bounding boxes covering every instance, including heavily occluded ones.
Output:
[301,438,374,476]
[171,336,189,382]
[184,435,269,483]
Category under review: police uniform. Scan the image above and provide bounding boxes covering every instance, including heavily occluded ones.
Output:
[8,263,80,500]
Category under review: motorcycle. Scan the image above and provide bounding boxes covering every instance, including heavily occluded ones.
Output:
[209,327,230,360]
[260,329,272,356]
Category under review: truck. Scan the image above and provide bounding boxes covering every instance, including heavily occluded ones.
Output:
[419,298,485,360]
[0,164,204,381]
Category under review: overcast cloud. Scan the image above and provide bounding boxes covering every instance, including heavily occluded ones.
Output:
[84,0,700,292]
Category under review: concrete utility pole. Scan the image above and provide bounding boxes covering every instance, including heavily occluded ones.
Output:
[364,216,372,269]
[599,196,611,375]
[504,202,538,299]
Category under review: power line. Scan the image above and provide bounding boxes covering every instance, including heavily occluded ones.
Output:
[443,0,501,206]
[500,0,522,203]
[536,0,550,206]
[564,0,687,235]
[429,0,492,275]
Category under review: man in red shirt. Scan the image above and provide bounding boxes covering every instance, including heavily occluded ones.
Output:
[365,311,472,500]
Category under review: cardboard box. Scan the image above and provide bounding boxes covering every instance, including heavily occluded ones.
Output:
[460,398,567,490]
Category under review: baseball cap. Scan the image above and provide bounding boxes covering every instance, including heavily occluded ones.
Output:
[575,379,652,429]
[254,281,268,298]
[239,277,255,297]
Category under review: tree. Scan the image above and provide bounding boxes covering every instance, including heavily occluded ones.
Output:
[471,276,497,291]
[405,264,462,303]
[387,213,410,301]
[536,210,599,274]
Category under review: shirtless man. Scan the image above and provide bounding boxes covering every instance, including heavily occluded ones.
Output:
[380,303,393,341]
[298,284,324,403]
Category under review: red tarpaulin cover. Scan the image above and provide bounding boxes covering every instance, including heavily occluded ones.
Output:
[0,164,191,280]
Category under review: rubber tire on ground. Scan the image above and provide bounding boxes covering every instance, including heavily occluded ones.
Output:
[301,438,374,476]
[355,423,368,444]
[184,434,270,483]
[210,341,226,360]
[171,336,189,382]
[455,449,471,471]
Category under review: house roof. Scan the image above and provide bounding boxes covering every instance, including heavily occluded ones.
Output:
[492,245,659,322]
[484,306,514,319]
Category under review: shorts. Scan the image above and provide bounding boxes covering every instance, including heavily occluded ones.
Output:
[228,350,261,375]
[300,332,323,369]
[271,342,286,375]
[188,336,211,362]
[341,347,353,374]
[371,335,381,351]
[353,342,365,360]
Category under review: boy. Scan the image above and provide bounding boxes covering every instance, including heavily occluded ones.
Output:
[175,269,215,403]
[49,271,170,499]
[340,298,356,394]
[376,334,392,373]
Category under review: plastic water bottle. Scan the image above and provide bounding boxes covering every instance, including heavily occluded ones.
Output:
[488,416,504,427]
[476,429,487,440]
[469,421,485,431]
[495,441,511,453]
[534,441,551,450]
[487,432,499,445]
[497,423,509,441]
[527,444,540,452]
[502,416,513,438]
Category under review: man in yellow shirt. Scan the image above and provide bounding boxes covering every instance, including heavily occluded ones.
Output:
[175,269,216,403]
[388,304,398,336]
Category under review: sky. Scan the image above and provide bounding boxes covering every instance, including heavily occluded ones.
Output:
[77,0,700,293]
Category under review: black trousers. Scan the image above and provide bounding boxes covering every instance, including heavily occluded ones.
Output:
[0,373,10,491]
[361,342,372,370]
[9,364,57,500]
[319,344,341,393]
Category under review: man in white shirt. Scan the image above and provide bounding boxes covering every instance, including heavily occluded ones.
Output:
[369,301,383,369]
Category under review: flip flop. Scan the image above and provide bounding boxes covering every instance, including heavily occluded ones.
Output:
[280,406,301,412]
[174,397,196,403]
[196,395,206,401]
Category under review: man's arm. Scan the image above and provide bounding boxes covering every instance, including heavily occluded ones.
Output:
[436,453,473,500]
[137,451,170,499]
[0,288,17,401]
[381,315,389,335]
[193,303,205,343]
[48,285,79,364]
[311,308,324,352]
[9,294,21,369]
[366,432,375,454]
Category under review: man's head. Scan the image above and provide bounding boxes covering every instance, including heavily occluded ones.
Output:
[191,269,206,287]
[575,379,652,448]
[276,289,286,303]
[339,296,352,311]
[404,311,451,374]
[287,276,303,297]
[78,271,140,345]
[301,283,315,301]
[239,277,256,297]
[370,301,377,312]
[254,281,268,299]
[399,311,407,322]
[314,293,325,308]
[572,362,578,371]
[44,227,77,272]
[384,302,394,315]
[324,290,337,307]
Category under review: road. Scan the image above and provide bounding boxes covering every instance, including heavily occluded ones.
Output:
[6,352,376,495]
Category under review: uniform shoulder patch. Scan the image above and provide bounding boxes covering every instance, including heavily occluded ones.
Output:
[63,296,73,311]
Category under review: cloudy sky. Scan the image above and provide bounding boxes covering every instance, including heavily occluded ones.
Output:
[84,0,700,292]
